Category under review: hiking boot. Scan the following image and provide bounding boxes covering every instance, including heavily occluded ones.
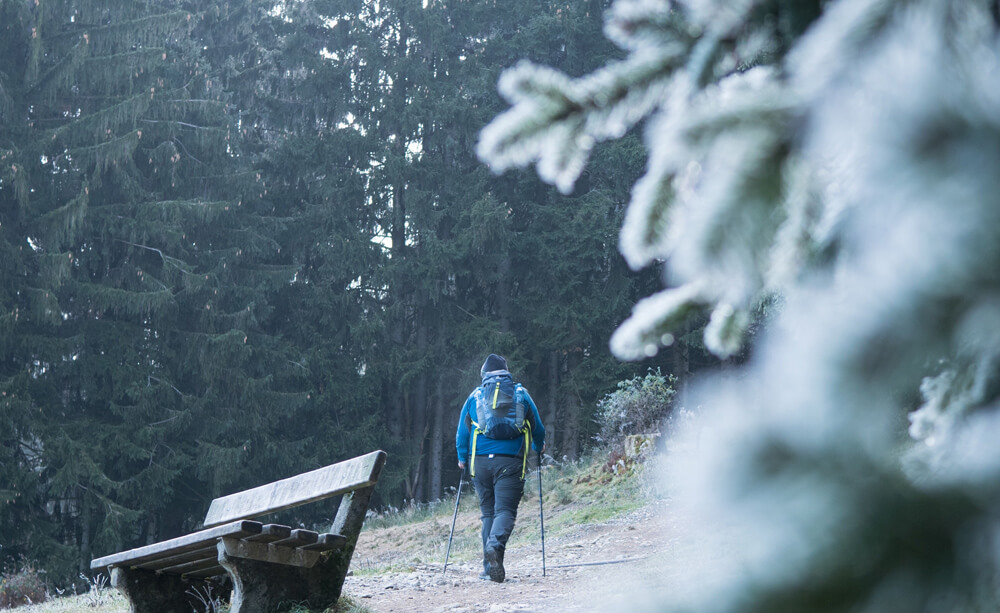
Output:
[478,570,490,581]
[485,547,505,583]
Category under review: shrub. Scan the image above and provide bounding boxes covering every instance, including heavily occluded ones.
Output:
[0,561,47,608]
[79,572,122,608]
[595,369,676,449]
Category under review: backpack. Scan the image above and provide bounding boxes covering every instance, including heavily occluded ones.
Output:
[473,374,526,440]
[469,374,533,478]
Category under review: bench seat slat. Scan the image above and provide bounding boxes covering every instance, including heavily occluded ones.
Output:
[129,525,290,573]
[203,451,384,528]
[300,533,346,552]
[90,520,263,571]
[220,537,320,568]
[243,524,292,543]
[181,565,228,579]
[270,529,319,548]
[136,545,217,572]
[156,556,222,576]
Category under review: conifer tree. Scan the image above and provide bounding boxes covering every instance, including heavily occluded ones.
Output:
[481,0,1000,608]
[0,0,309,580]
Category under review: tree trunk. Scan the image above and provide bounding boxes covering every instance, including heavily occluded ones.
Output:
[79,495,91,574]
[561,393,580,460]
[429,375,444,501]
[413,318,429,501]
[497,253,512,332]
[559,350,583,460]
[546,350,559,457]
[145,513,158,546]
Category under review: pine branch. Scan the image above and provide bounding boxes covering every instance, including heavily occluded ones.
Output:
[27,39,88,98]
[609,283,707,360]
[49,92,152,147]
[605,0,689,51]
[74,282,174,317]
[171,137,205,166]
[115,239,196,276]
[80,48,166,96]
[478,49,683,194]
[139,119,221,131]
[67,130,141,176]
[81,11,191,56]
[146,376,184,398]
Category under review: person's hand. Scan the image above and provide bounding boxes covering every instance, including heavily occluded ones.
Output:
[458,461,466,470]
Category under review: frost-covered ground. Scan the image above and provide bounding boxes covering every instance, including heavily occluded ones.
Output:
[345,499,687,613]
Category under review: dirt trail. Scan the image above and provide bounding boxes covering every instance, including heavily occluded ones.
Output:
[343,500,673,613]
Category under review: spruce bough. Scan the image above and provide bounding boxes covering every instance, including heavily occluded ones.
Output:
[480,0,1000,609]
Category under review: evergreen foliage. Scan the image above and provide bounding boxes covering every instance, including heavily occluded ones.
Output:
[1,0,312,582]
[1,0,671,587]
[480,0,1000,609]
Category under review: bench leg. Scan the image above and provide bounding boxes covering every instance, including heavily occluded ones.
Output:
[219,484,380,612]
[110,567,201,613]
[219,553,312,612]
[219,543,350,612]
[320,483,378,594]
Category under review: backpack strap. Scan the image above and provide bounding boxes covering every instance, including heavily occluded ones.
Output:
[470,415,481,478]
[521,426,531,479]
[470,430,478,477]
[469,389,484,477]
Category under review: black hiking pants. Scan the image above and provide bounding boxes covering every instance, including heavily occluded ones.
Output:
[472,454,525,571]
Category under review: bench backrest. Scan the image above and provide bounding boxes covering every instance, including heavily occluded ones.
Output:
[202,450,385,528]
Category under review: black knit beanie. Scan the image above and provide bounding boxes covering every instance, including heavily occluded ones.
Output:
[481,354,508,376]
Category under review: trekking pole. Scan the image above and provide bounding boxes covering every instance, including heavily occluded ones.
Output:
[538,451,546,577]
[443,466,465,575]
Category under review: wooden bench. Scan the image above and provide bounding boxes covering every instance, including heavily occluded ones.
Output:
[91,450,386,613]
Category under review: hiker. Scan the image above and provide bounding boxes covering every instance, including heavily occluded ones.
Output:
[456,353,545,582]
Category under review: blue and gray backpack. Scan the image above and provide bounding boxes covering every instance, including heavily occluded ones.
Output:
[469,372,532,477]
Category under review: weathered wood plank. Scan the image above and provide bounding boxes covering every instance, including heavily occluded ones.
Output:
[156,556,222,576]
[184,554,226,579]
[219,538,320,568]
[269,529,318,548]
[202,451,384,528]
[136,546,217,572]
[90,521,263,571]
[178,565,228,579]
[300,533,346,552]
[243,524,291,543]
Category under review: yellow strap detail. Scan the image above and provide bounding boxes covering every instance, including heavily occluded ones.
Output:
[492,384,500,409]
[470,429,479,477]
[521,426,531,479]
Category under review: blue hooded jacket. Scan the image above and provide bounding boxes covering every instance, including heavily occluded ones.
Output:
[455,369,545,464]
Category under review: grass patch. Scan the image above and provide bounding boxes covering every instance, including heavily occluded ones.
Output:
[363,497,456,531]
[502,448,654,548]
[16,590,127,613]
[350,450,657,574]
[283,594,375,613]
[16,592,373,613]
[328,595,377,613]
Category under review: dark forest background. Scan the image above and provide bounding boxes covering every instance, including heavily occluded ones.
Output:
[0,0,720,584]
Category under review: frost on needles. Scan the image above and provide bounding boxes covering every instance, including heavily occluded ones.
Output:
[479,0,1000,610]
